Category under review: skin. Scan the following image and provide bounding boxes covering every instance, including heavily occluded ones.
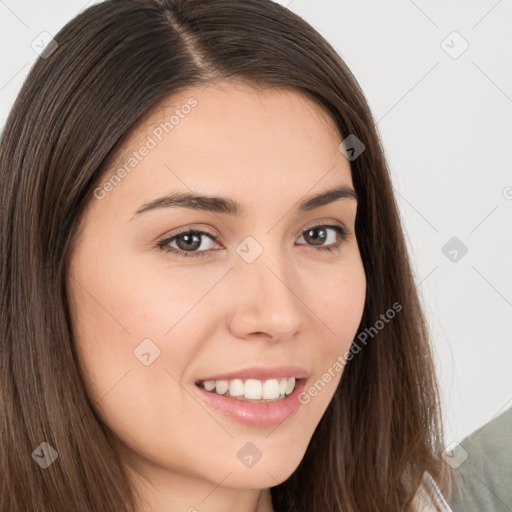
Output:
[67,80,367,512]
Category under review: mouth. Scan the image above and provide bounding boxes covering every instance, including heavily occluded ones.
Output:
[195,376,302,403]
[193,374,309,427]
[192,365,310,426]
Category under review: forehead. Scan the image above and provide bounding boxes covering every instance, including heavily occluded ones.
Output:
[86,80,354,225]
[107,80,344,174]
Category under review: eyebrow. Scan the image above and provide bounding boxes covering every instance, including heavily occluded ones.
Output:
[132,184,359,219]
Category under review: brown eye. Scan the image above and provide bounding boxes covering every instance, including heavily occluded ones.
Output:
[157,229,219,259]
[302,226,329,246]
[297,224,347,251]
[156,223,348,260]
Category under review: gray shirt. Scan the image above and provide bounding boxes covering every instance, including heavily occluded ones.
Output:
[449,405,512,512]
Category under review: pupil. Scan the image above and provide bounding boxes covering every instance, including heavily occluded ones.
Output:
[306,227,326,246]
[178,233,201,251]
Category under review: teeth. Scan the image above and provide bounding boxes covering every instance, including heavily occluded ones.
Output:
[200,377,297,401]
[262,379,280,399]
[215,380,229,395]
[204,380,216,392]
[279,378,287,396]
[245,379,262,399]
[285,377,295,395]
[229,378,244,396]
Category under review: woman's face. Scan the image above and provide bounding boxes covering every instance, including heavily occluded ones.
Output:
[67,81,366,510]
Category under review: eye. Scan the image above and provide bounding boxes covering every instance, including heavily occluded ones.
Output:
[296,224,348,253]
[156,228,220,259]
[156,223,349,259]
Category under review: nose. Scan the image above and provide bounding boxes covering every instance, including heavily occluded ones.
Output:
[226,248,306,342]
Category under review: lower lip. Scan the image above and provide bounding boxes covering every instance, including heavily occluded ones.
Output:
[193,378,308,427]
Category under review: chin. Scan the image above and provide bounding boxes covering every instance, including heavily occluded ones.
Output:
[221,451,305,489]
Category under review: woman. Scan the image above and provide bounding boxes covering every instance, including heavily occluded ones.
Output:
[0,0,454,510]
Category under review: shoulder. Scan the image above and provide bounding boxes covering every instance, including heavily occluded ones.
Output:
[448,406,512,512]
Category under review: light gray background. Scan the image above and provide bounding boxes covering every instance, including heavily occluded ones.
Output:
[1,0,511,446]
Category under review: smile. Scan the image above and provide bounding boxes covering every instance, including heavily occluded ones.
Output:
[195,377,296,402]
[193,377,308,427]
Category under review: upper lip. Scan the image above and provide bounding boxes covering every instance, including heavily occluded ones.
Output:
[196,365,310,383]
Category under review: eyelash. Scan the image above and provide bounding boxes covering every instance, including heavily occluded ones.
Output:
[156,223,349,260]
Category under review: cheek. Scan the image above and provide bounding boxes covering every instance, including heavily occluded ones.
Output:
[66,244,192,405]
[67,253,203,462]
[313,259,366,350]
[69,241,209,347]
[96,251,223,338]
[67,242,227,428]
[297,260,366,414]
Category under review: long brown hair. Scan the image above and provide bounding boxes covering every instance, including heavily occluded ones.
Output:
[0,0,452,510]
